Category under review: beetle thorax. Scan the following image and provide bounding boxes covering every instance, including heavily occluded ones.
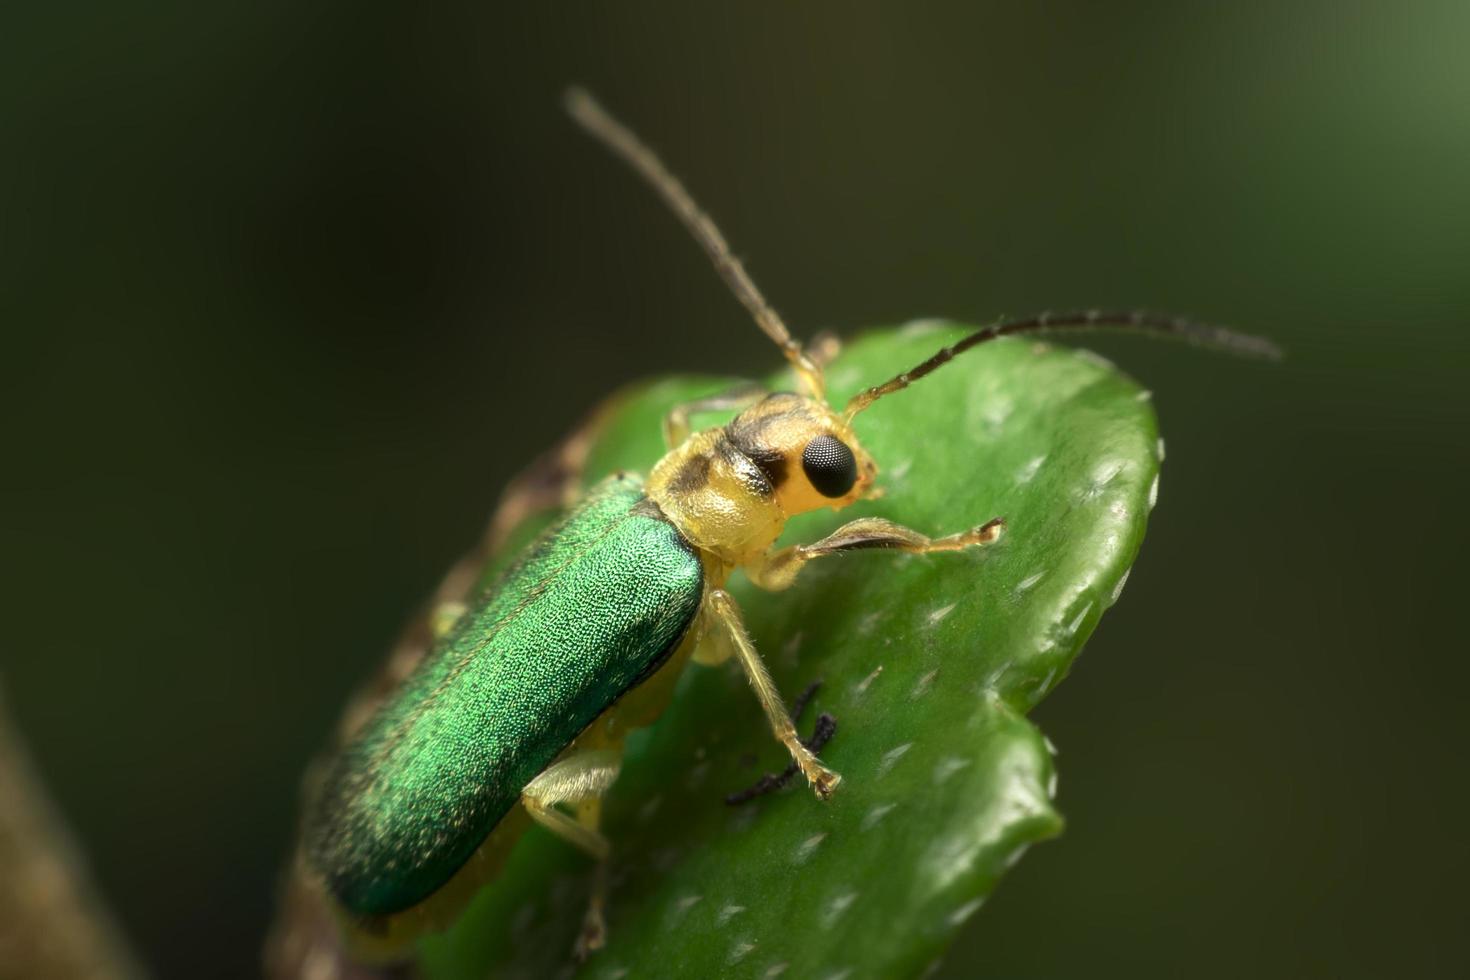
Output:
[645,429,786,567]
[645,392,876,567]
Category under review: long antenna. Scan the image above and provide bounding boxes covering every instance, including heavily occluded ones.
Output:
[564,87,825,398]
[845,310,1282,420]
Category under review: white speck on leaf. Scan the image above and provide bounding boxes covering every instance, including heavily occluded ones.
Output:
[927,602,956,626]
[1066,603,1092,637]
[717,904,746,926]
[862,803,897,831]
[1109,569,1131,605]
[876,742,912,777]
[1082,459,1126,500]
[933,755,971,785]
[911,668,939,699]
[853,664,883,696]
[793,832,827,865]
[665,892,702,928]
[822,892,859,929]
[728,940,756,964]
[984,399,1014,430]
[1015,454,1046,484]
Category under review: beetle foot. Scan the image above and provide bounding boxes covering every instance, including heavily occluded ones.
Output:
[727,701,838,806]
[802,757,842,800]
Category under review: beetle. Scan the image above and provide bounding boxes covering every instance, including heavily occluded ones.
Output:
[283,89,1278,967]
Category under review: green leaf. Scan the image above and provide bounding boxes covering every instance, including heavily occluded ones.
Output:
[417,323,1160,979]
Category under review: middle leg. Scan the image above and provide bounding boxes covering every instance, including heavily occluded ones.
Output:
[704,589,841,799]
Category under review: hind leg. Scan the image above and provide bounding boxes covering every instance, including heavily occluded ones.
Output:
[521,750,621,958]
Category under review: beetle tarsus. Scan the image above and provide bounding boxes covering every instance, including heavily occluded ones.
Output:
[727,709,839,806]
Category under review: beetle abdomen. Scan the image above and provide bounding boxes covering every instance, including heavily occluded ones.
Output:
[305,474,703,917]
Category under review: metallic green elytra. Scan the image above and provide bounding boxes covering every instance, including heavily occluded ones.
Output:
[304,474,702,918]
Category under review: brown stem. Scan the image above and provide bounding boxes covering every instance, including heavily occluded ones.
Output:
[0,679,143,979]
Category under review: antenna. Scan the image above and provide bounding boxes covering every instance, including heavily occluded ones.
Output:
[845,310,1282,420]
[564,88,825,399]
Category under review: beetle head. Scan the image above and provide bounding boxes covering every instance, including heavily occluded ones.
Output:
[725,392,878,518]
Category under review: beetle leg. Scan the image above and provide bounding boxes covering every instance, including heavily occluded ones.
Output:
[705,589,841,799]
[522,750,621,959]
[746,516,1005,592]
[688,610,737,666]
[662,384,766,449]
[726,682,839,806]
[521,750,620,860]
[574,798,611,961]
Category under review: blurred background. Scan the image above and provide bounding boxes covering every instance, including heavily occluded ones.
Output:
[2,2,1466,977]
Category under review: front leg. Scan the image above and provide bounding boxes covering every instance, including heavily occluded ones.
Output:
[747,516,1004,592]
[661,384,765,449]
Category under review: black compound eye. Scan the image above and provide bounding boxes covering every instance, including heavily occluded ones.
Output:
[801,435,858,498]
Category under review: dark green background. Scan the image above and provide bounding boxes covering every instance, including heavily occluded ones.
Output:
[3,3,1465,977]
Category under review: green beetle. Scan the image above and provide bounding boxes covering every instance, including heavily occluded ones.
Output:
[278,90,1278,968]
